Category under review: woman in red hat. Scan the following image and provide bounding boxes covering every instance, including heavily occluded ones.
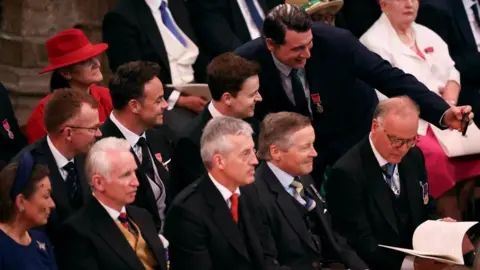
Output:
[25,28,113,144]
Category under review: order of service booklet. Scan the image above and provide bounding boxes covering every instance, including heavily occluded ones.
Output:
[379,220,478,265]
[166,83,211,101]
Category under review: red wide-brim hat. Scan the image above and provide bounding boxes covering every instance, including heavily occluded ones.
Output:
[40,28,108,74]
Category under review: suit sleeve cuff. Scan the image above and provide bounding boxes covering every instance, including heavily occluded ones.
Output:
[401,255,415,270]
[167,90,181,110]
[439,110,449,128]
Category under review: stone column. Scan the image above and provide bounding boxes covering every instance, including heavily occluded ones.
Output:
[0,0,116,125]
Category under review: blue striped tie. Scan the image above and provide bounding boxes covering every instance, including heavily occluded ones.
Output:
[290,178,316,212]
[159,1,187,47]
[245,0,264,31]
[382,163,399,196]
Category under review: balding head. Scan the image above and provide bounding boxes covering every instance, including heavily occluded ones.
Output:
[371,96,420,164]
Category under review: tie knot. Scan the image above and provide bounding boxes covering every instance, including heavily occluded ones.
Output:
[118,212,128,223]
[382,163,396,177]
[230,193,239,202]
[159,0,167,10]
[290,69,299,76]
[290,177,303,189]
[63,162,75,172]
[137,137,147,147]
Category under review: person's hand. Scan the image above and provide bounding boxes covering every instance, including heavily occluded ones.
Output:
[439,81,460,106]
[177,95,208,113]
[414,257,450,270]
[440,217,457,222]
[443,106,474,132]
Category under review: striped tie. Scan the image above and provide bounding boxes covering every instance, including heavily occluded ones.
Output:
[290,178,316,212]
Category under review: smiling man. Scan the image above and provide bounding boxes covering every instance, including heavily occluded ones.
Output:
[326,97,440,269]
[235,3,474,188]
[170,52,263,198]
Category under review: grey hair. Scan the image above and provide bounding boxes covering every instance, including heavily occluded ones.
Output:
[85,137,131,184]
[200,116,254,169]
[373,96,420,124]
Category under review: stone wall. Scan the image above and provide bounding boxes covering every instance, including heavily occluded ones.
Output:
[0,0,116,124]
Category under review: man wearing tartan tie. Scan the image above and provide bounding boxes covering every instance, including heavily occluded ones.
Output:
[249,112,368,270]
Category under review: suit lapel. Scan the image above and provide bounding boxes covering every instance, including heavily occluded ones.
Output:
[202,177,250,261]
[258,163,318,252]
[74,154,91,203]
[145,132,170,185]
[398,157,423,227]
[238,194,263,266]
[133,0,170,73]
[35,138,71,214]
[128,206,167,270]
[89,199,145,269]
[359,138,399,234]
[451,0,478,48]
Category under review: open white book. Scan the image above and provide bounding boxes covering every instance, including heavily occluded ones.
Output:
[379,220,478,265]
[166,83,211,101]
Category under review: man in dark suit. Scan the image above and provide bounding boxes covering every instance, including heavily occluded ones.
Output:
[326,97,455,269]
[165,116,288,270]
[99,61,172,231]
[103,0,209,135]
[0,82,27,170]
[14,88,100,245]
[416,0,480,127]
[187,0,283,57]
[56,137,167,270]
[249,112,368,270]
[335,0,381,38]
[170,52,262,198]
[235,3,473,185]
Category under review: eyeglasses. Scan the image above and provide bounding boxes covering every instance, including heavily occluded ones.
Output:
[384,129,419,148]
[61,125,100,133]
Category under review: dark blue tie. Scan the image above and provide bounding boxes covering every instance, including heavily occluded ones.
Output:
[291,69,310,117]
[159,1,187,47]
[245,0,264,31]
[382,163,399,196]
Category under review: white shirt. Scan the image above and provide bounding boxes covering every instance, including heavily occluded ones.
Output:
[145,0,200,110]
[207,102,225,118]
[97,197,127,221]
[46,136,72,181]
[463,0,480,51]
[209,173,240,209]
[236,0,265,40]
[272,54,312,115]
[369,133,415,270]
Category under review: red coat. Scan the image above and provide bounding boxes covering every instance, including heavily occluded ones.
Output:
[26,85,113,144]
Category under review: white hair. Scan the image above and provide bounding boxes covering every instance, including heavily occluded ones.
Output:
[200,116,253,169]
[85,137,131,184]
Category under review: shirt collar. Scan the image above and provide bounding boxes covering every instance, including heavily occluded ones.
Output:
[267,162,295,190]
[272,53,292,76]
[369,133,389,167]
[46,136,72,170]
[109,112,146,148]
[463,0,476,9]
[208,173,240,202]
[145,0,165,10]
[208,102,225,118]
[96,196,127,220]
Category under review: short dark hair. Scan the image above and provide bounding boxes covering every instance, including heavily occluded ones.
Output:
[0,162,50,222]
[44,88,99,133]
[49,70,71,92]
[263,4,312,45]
[208,52,260,100]
[109,61,160,110]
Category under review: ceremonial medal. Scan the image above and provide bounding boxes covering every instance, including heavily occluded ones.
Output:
[310,93,323,113]
[421,182,429,205]
[2,119,14,139]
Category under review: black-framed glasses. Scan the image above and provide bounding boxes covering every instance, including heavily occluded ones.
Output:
[384,130,419,148]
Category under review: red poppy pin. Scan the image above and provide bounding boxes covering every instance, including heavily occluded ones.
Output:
[2,119,14,139]
[155,153,163,163]
[424,47,434,54]
[311,93,321,104]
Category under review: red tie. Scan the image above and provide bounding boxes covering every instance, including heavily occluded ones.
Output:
[230,193,239,223]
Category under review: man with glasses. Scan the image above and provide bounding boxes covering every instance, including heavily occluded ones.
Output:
[326,96,444,269]
[14,87,101,246]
